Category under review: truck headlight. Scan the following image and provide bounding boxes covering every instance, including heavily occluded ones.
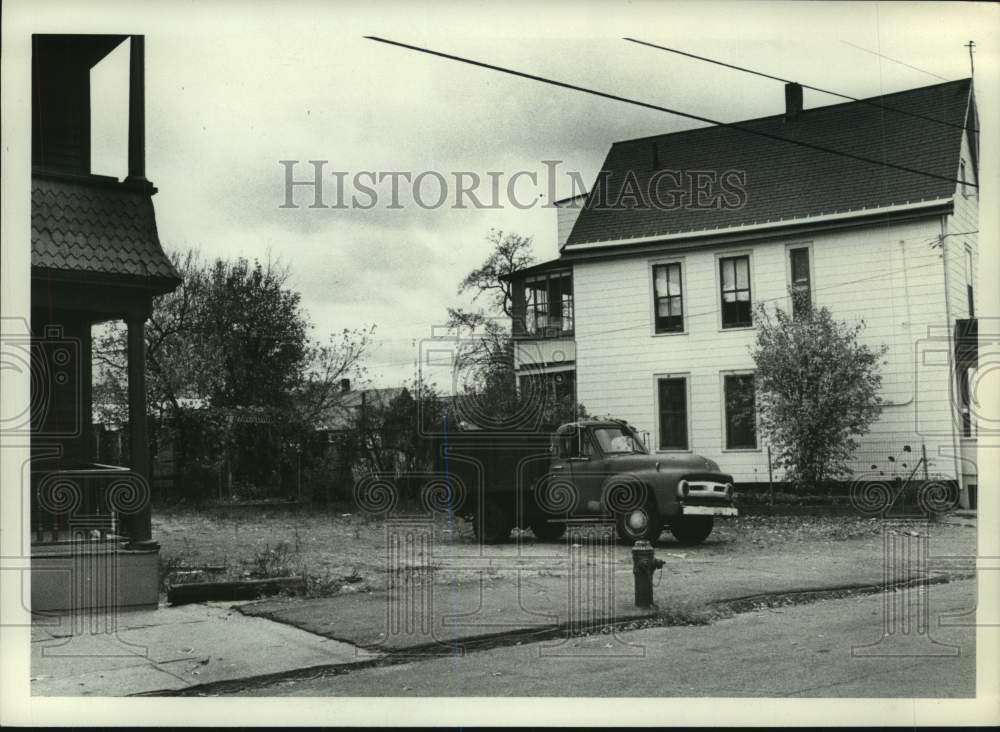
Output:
[725,483,734,498]
[677,480,689,498]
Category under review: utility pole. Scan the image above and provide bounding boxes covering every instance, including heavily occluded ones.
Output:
[965,40,975,77]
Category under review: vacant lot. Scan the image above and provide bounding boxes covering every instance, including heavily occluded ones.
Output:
[153,504,975,600]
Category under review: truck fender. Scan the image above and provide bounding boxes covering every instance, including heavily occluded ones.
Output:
[601,472,680,518]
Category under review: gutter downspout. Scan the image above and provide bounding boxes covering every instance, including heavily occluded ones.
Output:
[939,215,964,494]
[883,238,916,408]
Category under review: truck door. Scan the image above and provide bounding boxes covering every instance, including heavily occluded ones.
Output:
[568,431,607,517]
[547,427,593,517]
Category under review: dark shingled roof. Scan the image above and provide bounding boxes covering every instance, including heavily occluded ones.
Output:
[31,176,181,284]
[565,79,974,247]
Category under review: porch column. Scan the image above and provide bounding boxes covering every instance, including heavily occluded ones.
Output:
[126,311,152,544]
[127,35,146,182]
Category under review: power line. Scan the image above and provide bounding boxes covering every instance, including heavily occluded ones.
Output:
[365,36,975,189]
[624,37,975,133]
[840,40,949,82]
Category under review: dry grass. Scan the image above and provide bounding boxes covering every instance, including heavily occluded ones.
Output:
[154,504,467,598]
[153,504,956,599]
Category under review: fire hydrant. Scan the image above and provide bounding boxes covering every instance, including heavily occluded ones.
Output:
[632,540,665,608]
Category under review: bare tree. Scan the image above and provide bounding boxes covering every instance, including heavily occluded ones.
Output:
[456,228,536,318]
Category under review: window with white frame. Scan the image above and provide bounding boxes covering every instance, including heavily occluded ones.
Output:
[657,376,688,450]
[723,373,757,449]
[719,255,752,328]
[789,247,811,317]
[522,270,573,337]
[965,246,975,318]
[959,365,974,438]
[652,262,684,333]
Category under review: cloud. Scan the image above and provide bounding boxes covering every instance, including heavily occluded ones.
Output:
[78,0,990,386]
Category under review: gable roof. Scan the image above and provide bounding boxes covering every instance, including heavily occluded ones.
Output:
[565,79,974,249]
[31,175,181,289]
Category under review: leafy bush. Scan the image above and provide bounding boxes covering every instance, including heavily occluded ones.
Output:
[751,291,888,491]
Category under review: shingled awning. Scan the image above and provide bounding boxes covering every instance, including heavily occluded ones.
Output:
[31,175,181,291]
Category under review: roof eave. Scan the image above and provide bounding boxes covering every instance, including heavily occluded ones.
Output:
[31,266,182,296]
[499,256,573,282]
[561,198,955,254]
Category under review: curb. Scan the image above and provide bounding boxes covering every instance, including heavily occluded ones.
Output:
[134,571,971,697]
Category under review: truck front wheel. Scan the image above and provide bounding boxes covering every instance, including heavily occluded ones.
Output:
[529,519,567,542]
[473,499,512,544]
[615,502,663,543]
[669,516,714,545]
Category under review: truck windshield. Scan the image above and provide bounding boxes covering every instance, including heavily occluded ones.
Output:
[592,426,647,454]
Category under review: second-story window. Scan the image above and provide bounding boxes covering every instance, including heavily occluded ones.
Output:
[720,255,752,328]
[653,262,684,333]
[523,270,574,337]
[789,247,811,317]
[525,277,548,335]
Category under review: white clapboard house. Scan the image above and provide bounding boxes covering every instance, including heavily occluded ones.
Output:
[507,79,979,504]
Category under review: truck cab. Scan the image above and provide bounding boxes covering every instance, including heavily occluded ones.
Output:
[528,420,738,544]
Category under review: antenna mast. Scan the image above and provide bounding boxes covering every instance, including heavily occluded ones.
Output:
[965,40,976,76]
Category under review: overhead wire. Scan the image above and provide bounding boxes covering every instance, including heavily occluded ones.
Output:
[365,36,975,189]
[623,37,975,133]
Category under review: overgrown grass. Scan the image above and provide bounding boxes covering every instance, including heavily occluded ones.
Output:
[154,504,968,601]
[157,518,375,599]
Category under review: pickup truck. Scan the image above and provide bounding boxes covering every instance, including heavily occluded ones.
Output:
[436,419,738,545]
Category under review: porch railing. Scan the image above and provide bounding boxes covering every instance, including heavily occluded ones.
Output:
[31,463,149,545]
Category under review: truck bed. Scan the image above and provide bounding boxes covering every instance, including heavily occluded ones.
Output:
[431,431,551,517]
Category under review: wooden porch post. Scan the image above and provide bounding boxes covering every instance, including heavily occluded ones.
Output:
[127,35,146,183]
[127,310,152,544]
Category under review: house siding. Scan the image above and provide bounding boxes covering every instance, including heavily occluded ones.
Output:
[572,216,961,483]
[513,338,576,371]
[942,128,980,493]
[944,129,979,322]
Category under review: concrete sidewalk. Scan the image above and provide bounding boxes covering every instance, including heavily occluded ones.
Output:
[30,602,369,695]
[30,522,976,696]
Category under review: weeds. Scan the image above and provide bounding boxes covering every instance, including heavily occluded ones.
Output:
[655,601,732,626]
[158,555,188,593]
[248,542,296,579]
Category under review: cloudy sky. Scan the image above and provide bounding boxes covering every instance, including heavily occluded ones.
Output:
[71,0,995,388]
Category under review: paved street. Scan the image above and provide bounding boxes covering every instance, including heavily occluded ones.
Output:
[235,578,977,697]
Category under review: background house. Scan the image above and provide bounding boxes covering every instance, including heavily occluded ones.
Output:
[309,380,412,499]
[509,79,979,505]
